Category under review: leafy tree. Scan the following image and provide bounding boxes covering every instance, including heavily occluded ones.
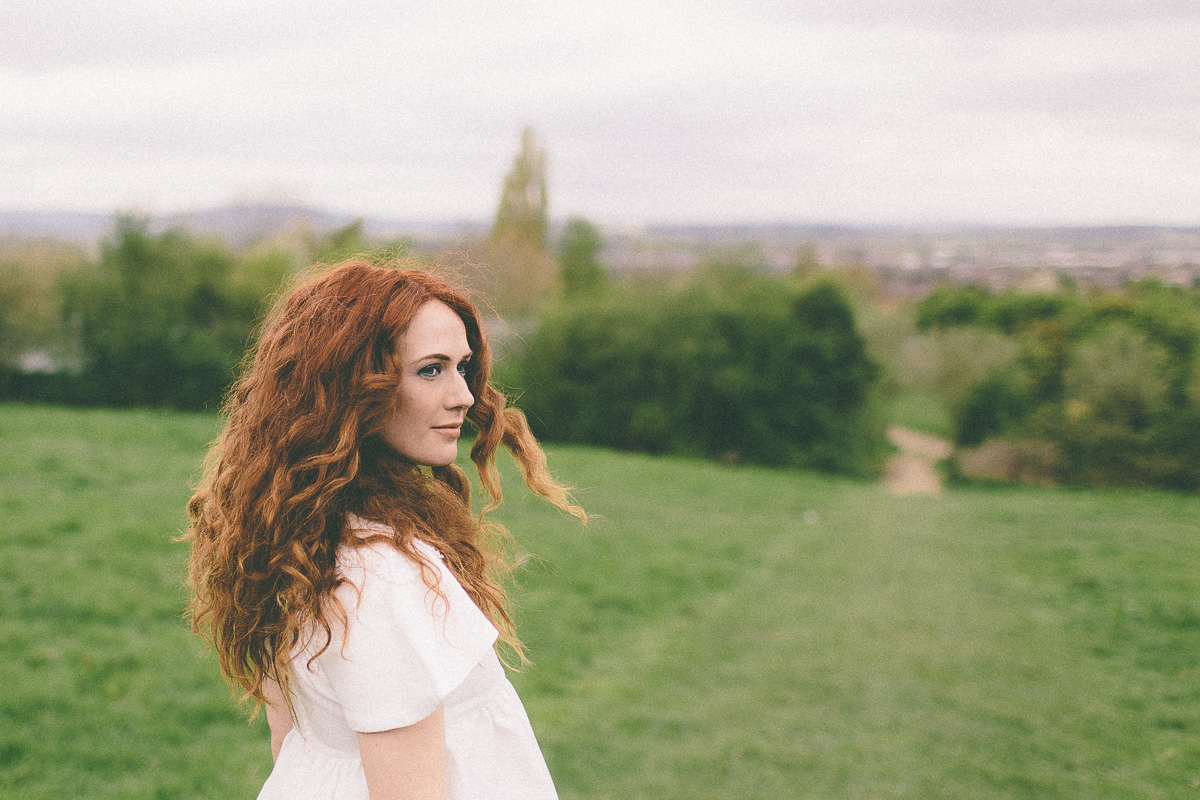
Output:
[0,241,81,368]
[1124,282,1199,406]
[60,217,266,408]
[915,285,989,330]
[1063,324,1169,431]
[480,126,556,314]
[557,216,606,297]
[0,264,43,367]
[953,366,1034,447]
[922,280,1200,489]
[1016,319,1070,405]
[987,292,1071,335]
[493,126,548,247]
[515,269,886,475]
[312,218,371,264]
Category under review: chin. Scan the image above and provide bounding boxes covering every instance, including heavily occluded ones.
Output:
[386,436,459,467]
[419,447,459,468]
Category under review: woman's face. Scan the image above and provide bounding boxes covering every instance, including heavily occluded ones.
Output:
[382,300,475,466]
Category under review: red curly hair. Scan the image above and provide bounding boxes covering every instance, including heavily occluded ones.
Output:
[185,260,584,714]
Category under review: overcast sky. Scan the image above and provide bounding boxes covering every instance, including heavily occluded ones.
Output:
[2,1,1197,226]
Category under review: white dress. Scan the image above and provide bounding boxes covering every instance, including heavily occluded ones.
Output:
[257,518,559,800]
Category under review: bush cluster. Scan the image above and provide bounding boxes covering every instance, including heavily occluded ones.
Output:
[915,282,1200,490]
[512,268,887,476]
[0,217,296,409]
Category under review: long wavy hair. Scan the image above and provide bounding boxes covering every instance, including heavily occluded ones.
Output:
[185,260,584,714]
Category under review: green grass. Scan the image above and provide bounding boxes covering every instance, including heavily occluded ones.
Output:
[888,386,953,440]
[3,403,1200,798]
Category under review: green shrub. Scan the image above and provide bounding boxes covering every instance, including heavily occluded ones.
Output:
[914,285,989,330]
[1144,406,1200,490]
[926,327,1020,413]
[1124,282,1200,404]
[557,217,606,298]
[1015,318,1070,404]
[920,285,1200,489]
[1063,324,1169,431]
[515,270,886,475]
[58,218,279,409]
[0,241,82,369]
[1041,415,1151,488]
[986,292,1072,335]
[915,285,1082,338]
[952,366,1034,447]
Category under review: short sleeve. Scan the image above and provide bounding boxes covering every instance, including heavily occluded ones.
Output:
[317,539,499,732]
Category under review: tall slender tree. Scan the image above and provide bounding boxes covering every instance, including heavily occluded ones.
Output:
[481,126,557,314]
[493,126,548,248]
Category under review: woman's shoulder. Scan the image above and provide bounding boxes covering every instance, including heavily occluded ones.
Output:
[338,514,438,587]
[344,512,394,542]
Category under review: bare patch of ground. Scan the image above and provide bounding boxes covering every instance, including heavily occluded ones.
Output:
[883,426,952,495]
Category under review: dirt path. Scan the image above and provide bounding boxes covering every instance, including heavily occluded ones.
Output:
[882,426,952,495]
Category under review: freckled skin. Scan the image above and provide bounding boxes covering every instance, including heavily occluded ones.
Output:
[383,301,475,466]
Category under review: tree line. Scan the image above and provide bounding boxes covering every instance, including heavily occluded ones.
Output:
[914,282,1200,490]
[37,125,1200,487]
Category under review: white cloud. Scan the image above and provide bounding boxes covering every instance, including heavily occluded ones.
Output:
[0,1,1197,223]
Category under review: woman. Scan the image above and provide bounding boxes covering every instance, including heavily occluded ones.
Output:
[185,261,584,799]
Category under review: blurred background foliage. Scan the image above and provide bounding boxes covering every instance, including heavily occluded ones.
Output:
[514,267,885,476]
[905,281,1200,489]
[58,218,279,408]
[3,129,1200,489]
[0,210,890,476]
[5,208,1200,488]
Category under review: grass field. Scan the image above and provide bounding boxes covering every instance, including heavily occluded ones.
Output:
[888,386,953,441]
[2,403,1199,799]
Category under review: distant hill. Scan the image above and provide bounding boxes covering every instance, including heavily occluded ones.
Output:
[0,204,489,247]
[0,210,116,242]
[3,205,1198,289]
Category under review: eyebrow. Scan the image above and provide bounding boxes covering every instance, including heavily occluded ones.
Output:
[413,351,473,364]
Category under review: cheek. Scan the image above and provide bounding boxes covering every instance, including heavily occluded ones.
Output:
[389,387,416,428]
[395,383,434,420]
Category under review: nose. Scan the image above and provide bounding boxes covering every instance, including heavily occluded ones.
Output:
[449,371,474,410]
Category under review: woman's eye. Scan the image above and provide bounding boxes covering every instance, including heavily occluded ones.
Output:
[457,361,469,377]
[417,364,441,378]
